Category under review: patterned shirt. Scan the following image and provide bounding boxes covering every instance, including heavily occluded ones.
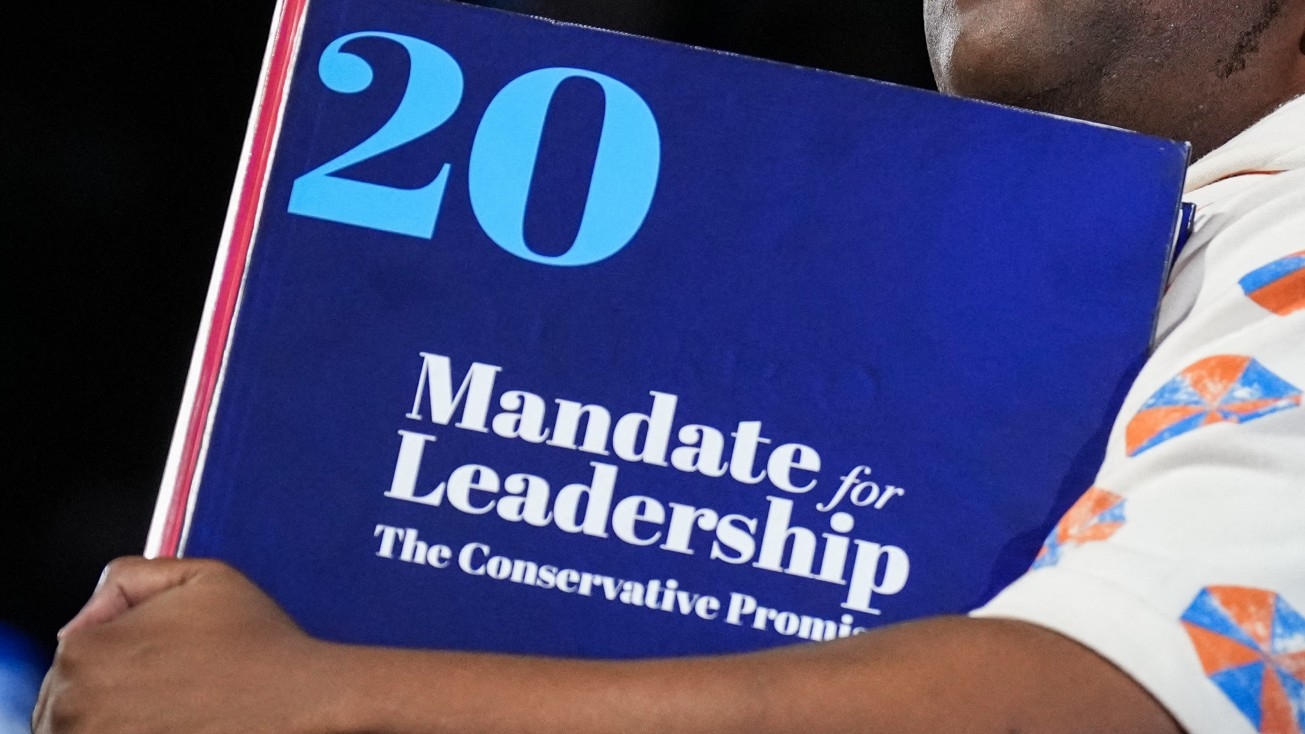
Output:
[972,93,1305,734]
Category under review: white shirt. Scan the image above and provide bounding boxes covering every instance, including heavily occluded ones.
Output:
[973,94,1305,734]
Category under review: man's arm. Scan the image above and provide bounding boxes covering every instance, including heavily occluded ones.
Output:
[33,556,1180,734]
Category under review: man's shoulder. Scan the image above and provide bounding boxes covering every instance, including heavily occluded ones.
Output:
[1185,167,1303,260]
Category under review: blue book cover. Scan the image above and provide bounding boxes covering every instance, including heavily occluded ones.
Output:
[148,0,1190,657]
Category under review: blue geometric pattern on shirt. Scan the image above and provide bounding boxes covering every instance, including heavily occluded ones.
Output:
[1030,488,1126,569]
[1182,587,1305,734]
[1127,356,1302,456]
[1240,252,1305,293]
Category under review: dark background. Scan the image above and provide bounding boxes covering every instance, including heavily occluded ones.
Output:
[6,0,934,662]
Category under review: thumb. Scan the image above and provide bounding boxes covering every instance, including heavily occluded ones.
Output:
[58,556,207,638]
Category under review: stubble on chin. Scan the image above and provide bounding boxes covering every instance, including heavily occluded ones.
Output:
[928,0,1145,123]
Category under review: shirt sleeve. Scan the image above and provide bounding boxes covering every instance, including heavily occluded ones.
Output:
[971,169,1305,734]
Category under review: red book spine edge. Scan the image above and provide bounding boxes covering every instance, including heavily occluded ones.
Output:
[145,0,311,558]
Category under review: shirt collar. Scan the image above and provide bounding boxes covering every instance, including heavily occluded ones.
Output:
[1184,93,1305,193]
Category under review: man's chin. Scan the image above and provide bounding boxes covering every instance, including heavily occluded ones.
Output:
[937,22,1111,120]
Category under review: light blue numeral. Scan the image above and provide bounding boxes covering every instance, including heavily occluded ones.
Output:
[288,32,464,239]
[468,68,661,267]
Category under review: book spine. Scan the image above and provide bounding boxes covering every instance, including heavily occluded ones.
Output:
[146,0,312,557]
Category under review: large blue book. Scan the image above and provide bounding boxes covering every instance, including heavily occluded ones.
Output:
[148,0,1189,657]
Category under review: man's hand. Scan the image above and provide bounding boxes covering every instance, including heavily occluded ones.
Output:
[32,557,342,734]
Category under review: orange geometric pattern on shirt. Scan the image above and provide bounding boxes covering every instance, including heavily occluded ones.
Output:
[1055,487,1125,545]
[1124,354,1251,455]
[1241,250,1305,316]
[1125,355,1302,456]
[1184,622,1264,676]
[1125,405,1206,452]
[1188,356,1256,400]
[1249,270,1305,315]
[1211,586,1279,649]
[1181,586,1305,734]
[1262,671,1298,734]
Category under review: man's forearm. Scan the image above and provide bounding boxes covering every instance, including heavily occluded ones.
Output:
[35,559,1181,734]
[314,616,1181,734]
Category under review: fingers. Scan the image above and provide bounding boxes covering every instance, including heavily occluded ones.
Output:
[57,556,211,639]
